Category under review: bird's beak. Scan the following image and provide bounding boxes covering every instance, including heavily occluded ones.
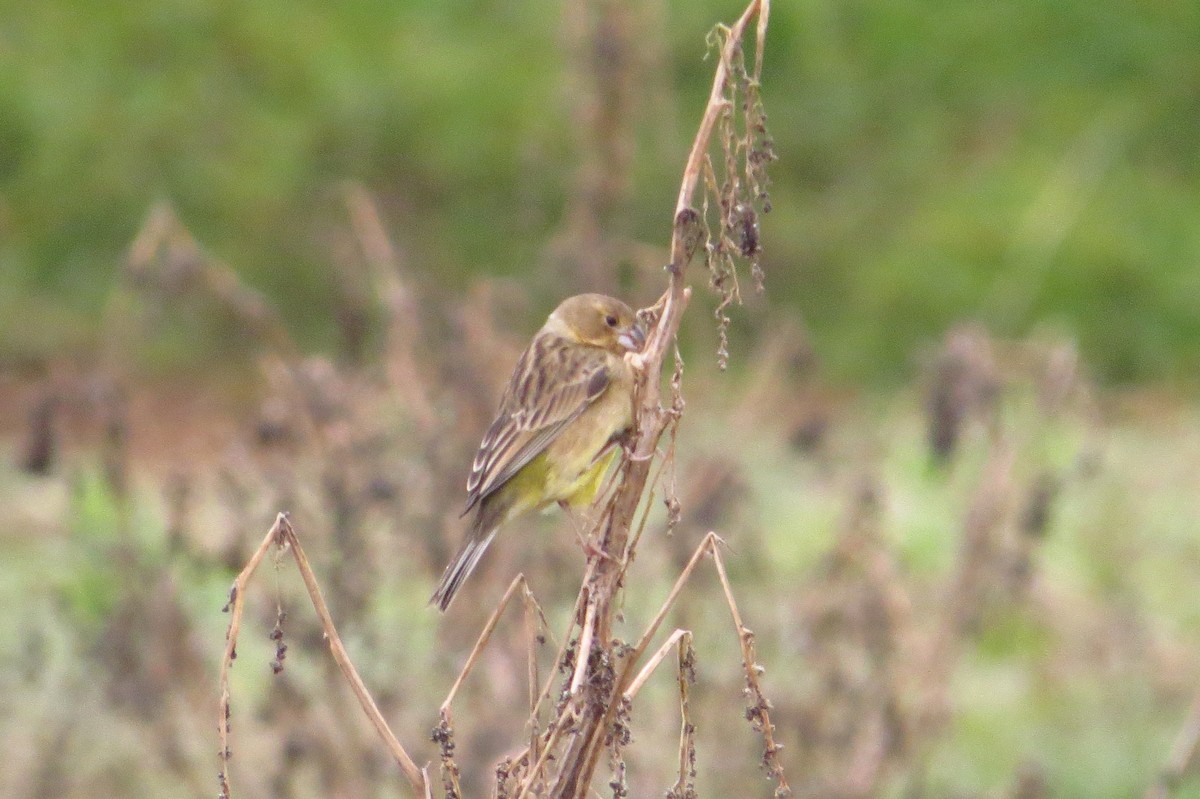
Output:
[618,322,646,352]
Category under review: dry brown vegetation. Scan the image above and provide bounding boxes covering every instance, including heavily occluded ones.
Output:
[217,2,788,797]
[5,2,1200,799]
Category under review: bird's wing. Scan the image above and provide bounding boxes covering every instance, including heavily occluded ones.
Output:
[464,335,612,513]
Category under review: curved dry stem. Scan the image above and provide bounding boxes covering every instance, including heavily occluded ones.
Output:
[543,3,773,796]
[712,535,789,793]
[218,514,428,799]
[439,574,545,714]
[623,628,692,701]
[217,515,287,799]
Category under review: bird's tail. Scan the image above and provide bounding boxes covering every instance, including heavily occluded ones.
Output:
[430,527,498,612]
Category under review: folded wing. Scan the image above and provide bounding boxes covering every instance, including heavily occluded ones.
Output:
[464,336,611,514]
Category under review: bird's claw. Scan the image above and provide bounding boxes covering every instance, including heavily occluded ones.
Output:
[619,433,656,462]
[581,538,615,563]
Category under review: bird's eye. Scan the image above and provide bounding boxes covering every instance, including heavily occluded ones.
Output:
[604,315,618,327]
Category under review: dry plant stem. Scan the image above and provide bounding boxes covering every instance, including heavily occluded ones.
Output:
[550,5,770,788]
[501,571,601,794]
[673,0,769,248]
[616,432,676,579]
[284,519,431,798]
[619,530,789,794]
[628,531,725,668]
[712,537,789,793]
[218,516,286,799]
[501,559,601,792]
[527,558,598,722]
[442,581,552,797]
[524,586,543,764]
[555,529,790,798]
[218,513,428,799]
[569,598,598,696]
[1145,688,1200,799]
[675,637,697,797]
[513,708,581,799]
[343,184,437,431]
[623,628,692,701]
[545,487,699,799]
[440,574,538,713]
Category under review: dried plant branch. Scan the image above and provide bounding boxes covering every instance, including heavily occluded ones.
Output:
[436,575,556,799]
[568,597,598,697]
[513,557,601,749]
[711,535,789,794]
[671,0,768,255]
[343,183,437,431]
[671,635,698,799]
[608,530,791,795]
[124,201,296,356]
[524,585,545,768]
[542,3,773,795]
[628,531,725,667]
[439,574,546,714]
[513,704,582,799]
[218,513,428,799]
[283,518,431,797]
[623,533,788,796]
[607,628,699,799]
[217,516,286,799]
[623,628,692,701]
[542,528,792,798]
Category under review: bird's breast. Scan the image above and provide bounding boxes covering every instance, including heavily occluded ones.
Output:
[538,359,633,505]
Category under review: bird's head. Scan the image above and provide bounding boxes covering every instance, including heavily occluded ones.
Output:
[547,293,646,354]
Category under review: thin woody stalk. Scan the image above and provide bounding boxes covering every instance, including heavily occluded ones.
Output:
[548,2,771,796]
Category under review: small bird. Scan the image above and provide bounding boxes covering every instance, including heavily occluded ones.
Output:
[431,293,646,611]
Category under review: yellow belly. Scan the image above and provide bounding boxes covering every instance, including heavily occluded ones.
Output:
[499,389,630,519]
[560,446,619,508]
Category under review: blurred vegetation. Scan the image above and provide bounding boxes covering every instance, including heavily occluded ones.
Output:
[1,0,1198,384]
[3,1,1200,798]
[5,291,1200,797]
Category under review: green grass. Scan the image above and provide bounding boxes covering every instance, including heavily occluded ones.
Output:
[1,0,1199,384]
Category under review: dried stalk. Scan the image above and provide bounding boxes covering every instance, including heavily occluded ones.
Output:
[614,533,788,797]
[568,598,598,697]
[436,576,553,799]
[672,634,698,799]
[711,536,788,791]
[439,574,548,714]
[343,183,437,431]
[218,513,428,799]
[545,2,773,795]
[623,628,692,701]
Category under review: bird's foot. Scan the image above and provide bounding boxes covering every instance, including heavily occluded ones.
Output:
[557,500,614,562]
[619,433,657,462]
[581,537,615,563]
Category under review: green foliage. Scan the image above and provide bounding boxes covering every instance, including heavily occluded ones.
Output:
[60,470,128,625]
[1,0,1197,381]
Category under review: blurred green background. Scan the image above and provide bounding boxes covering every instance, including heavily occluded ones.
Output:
[3,2,1200,798]
[2,0,1197,384]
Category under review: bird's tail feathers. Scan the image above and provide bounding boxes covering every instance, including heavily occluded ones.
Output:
[430,527,498,612]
